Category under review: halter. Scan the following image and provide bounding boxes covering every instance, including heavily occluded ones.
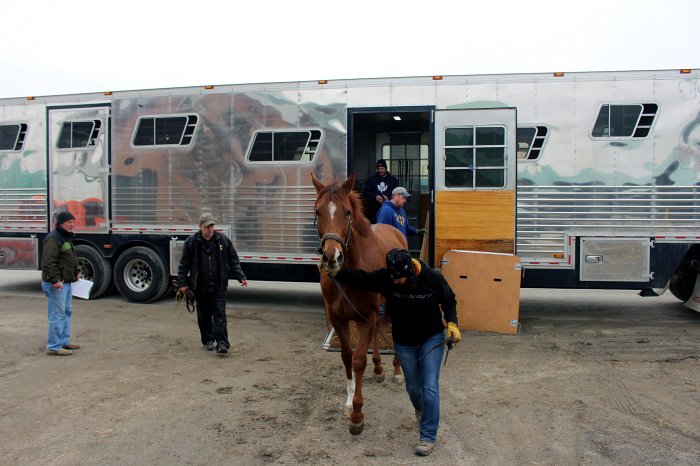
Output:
[315,212,354,255]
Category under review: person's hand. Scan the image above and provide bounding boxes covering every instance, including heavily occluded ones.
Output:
[446,322,461,345]
[416,228,427,235]
[240,279,249,287]
[52,281,63,289]
[178,286,188,294]
[375,195,383,203]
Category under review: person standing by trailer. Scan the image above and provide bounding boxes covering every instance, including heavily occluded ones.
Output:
[41,212,81,356]
[362,159,399,223]
[177,213,248,355]
[376,187,425,239]
[322,248,461,456]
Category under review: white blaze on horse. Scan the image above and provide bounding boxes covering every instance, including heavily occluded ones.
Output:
[312,173,406,435]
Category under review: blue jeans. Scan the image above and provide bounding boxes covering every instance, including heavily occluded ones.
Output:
[393,332,445,443]
[41,281,73,351]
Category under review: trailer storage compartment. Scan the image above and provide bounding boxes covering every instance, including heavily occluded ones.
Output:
[580,237,652,282]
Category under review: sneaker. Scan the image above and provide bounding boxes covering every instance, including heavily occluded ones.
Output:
[47,348,73,356]
[205,341,215,351]
[415,440,435,456]
[216,345,228,354]
[63,343,80,350]
[415,408,422,422]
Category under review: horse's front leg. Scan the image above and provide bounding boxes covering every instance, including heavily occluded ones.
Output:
[348,320,373,435]
[333,322,355,417]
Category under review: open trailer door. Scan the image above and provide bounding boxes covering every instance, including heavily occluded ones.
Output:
[432,108,521,334]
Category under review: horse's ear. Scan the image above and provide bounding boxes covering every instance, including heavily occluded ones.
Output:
[341,172,356,194]
[311,173,325,193]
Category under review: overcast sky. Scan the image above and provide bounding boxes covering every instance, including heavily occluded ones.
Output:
[0,0,698,98]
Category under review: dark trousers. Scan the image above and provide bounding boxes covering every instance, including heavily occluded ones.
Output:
[195,286,229,349]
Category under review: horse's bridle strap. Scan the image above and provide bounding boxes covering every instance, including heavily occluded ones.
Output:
[317,214,353,252]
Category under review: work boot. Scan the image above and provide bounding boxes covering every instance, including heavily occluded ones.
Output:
[415,440,435,456]
[205,340,215,351]
[63,343,80,349]
[216,345,228,354]
[47,348,73,356]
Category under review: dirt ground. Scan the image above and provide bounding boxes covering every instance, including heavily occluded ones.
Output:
[0,271,699,466]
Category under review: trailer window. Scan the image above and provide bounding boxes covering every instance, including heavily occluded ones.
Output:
[591,104,658,139]
[443,125,506,189]
[132,115,198,146]
[247,130,321,162]
[516,126,548,161]
[0,123,28,151]
[57,120,102,149]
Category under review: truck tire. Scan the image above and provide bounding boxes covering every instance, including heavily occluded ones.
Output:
[75,244,113,299]
[114,246,170,303]
[669,258,699,302]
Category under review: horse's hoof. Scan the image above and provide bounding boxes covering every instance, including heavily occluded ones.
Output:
[349,420,364,435]
[374,372,385,384]
[392,374,405,385]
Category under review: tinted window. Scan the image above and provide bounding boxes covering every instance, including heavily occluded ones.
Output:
[0,124,28,151]
[248,130,321,162]
[592,104,658,139]
[57,120,101,149]
[133,115,198,146]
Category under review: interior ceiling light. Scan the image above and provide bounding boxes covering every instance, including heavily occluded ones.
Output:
[393,115,401,121]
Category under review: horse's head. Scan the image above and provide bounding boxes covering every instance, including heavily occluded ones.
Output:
[312,173,357,273]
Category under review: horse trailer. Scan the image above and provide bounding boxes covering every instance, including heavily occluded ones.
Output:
[0,69,698,305]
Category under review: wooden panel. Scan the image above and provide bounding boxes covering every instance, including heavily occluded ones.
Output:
[434,191,515,264]
[441,250,521,334]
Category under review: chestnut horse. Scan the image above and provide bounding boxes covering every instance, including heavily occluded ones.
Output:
[312,173,407,435]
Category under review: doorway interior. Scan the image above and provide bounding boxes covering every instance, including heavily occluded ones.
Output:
[348,107,432,255]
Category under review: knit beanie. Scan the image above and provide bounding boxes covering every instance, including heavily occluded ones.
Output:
[56,211,76,225]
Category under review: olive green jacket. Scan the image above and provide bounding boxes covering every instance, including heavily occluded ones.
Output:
[41,228,78,284]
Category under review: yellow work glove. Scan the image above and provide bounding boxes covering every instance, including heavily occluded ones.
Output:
[446,322,462,345]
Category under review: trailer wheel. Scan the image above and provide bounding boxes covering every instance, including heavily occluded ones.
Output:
[669,258,699,302]
[114,246,169,303]
[76,245,112,299]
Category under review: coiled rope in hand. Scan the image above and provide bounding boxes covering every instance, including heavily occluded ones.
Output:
[173,280,196,316]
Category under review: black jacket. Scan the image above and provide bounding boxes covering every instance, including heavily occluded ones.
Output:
[41,227,78,284]
[334,260,457,346]
[362,172,399,202]
[176,231,246,291]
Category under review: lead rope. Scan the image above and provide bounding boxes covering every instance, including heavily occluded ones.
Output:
[173,280,196,316]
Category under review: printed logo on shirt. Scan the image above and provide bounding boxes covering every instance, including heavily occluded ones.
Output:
[392,291,433,300]
[396,214,406,227]
[377,181,388,193]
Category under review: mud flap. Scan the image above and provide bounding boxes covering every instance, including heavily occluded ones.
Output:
[683,272,700,312]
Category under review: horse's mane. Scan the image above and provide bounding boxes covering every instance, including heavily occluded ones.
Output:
[321,183,371,236]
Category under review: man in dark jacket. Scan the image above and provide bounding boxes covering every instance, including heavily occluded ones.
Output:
[41,211,80,356]
[362,159,399,223]
[177,213,247,354]
[324,248,461,456]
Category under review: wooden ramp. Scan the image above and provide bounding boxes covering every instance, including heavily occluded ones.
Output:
[441,250,522,334]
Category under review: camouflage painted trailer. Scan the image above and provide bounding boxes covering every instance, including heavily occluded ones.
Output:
[0,69,698,305]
